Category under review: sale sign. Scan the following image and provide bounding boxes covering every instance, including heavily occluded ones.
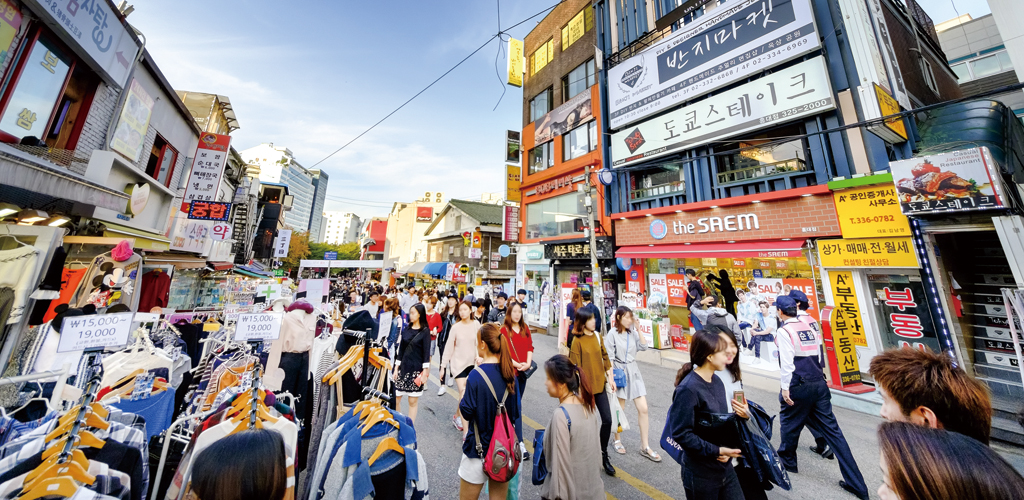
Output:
[666,274,688,307]
[235,312,283,341]
[58,312,134,352]
[753,278,820,321]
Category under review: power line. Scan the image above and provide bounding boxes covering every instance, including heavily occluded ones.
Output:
[307,2,560,169]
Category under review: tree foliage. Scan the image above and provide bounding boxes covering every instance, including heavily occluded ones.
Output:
[309,240,361,260]
[280,230,311,272]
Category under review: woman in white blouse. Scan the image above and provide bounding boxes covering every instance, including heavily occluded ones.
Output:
[605,306,661,462]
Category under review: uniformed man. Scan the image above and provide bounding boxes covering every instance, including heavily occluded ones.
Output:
[788,289,834,460]
[775,295,868,500]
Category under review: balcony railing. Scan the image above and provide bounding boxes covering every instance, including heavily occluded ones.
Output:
[716,158,808,185]
[631,180,685,200]
[5,143,91,175]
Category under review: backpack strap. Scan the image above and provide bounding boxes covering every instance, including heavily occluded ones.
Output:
[473,366,508,406]
[559,406,571,432]
[471,366,510,456]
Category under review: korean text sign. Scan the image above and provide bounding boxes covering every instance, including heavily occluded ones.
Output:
[828,272,865,383]
[611,57,834,167]
[274,229,292,258]
[58,312,134,352]
[890,147,1005,215]
[872,280,941,352]
[832,184,910,238]
[187,201,232,221]
[181,132,232,212]
[502,205,520,241]
[818,236,918,268]
[607,0,820,129]
[235,312,283,342]
[30,0,139,87]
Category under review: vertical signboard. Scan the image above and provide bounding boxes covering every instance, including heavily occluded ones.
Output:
[506,131,521,164]
[274,229,292,258]
[0,1,21,67]
[828,272,864,384]
[507,38,524,87]
[110,79,155,162]
[502,205,520,241]
[506,165,521,202]
[181,132,232,211]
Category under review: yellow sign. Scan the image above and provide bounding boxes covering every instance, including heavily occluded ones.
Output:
[506,165,521,203]
[818,236,919,268]
[507,38,523,87]
[833,184,911,238]
[829,269,868,377]
[874,84,907,141]
[532,39,553,75]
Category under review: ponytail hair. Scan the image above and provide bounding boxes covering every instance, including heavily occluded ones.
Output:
[479,323,516,395]
[545,355,596,412]
[674,329,728,386]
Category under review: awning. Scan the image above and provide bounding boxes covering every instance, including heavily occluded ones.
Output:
[0,145,129,212]
[235,265,273,279]
[101,222,171,251]
[422,262,450,277]
[143,252,206,269]
[208,262,234,271]
[616,239,807,259]
[398,262,428,274]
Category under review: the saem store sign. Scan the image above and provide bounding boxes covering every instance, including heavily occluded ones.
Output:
[615,194,841,246]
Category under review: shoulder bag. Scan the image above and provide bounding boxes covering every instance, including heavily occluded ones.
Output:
[506,330,538,379]
[612,332,628,389]
[532,406,570,485]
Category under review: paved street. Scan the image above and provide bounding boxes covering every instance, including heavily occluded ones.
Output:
[409,332,1006,500]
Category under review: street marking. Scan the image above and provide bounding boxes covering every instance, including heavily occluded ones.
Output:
[428,371,663,500]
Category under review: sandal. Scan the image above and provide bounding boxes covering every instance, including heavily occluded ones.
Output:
[613,440,626,455]
[640,447,663,462]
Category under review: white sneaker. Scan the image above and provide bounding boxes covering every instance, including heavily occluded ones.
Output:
[437,384,446,396]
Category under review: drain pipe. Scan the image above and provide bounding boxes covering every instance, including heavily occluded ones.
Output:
[103,26,146,151]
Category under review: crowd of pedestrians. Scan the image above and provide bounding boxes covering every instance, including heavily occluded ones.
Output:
[332,278,1024,500]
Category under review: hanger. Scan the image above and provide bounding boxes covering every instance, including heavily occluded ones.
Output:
[367,437,404,466]
[24,449,89,485]
[22,459,95,490]
[17,476,79,500]
[360,407,399,436]
[0,225,28,248]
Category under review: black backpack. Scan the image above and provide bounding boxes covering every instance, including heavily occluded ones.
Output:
[705,312,731,331]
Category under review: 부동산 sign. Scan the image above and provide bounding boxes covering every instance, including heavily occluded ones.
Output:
[890,147,1006,214]
[607,0,820,130]
[611,56,834,167]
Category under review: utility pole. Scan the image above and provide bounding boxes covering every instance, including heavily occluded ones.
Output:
[583,164,607,336]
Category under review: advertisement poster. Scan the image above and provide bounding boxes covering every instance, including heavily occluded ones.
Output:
[535,91,593,144]
[625,260,646,306]
[539,291,551,326]
[181,132,232,211]
[169,215,210,253]
[507,39,524,87]
[505,131,521,164]
[752,278,820,321]
[0,1,22,67]
[636,318,655,347]
[298,279,328,305]
[666,273,688,306]
[890,147,1005,214]
[648,274,669,316]
[110,79,155,162]
[606,0,821,129]
[832,184,910,238]
[559,284,575,347]
[506,165,521,202]
[828,271,868,348]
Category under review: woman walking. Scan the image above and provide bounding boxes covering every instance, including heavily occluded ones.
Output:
[442,300,482,433]
[500,301,534,456]
[565,289,583,343]
[377,297,404,359]
[667,329,747,500]
[605,306,660,462]
[540,355,604,500]
[568,308,617,476]
[393,303,431,423]
[437,295,460,396]
[458,323,521,500]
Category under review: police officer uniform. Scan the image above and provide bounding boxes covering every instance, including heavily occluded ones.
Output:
[788,290,833,459]
[775,296,868,500]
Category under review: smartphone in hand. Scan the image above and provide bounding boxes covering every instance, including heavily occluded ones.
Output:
[733,390,746,405]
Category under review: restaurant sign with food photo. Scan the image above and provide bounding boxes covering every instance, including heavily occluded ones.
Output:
[890,147,1006,215]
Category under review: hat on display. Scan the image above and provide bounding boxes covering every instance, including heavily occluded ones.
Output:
[111,240,134,262]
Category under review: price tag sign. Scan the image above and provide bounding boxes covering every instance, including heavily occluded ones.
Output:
[57,313,135,352]
[133,313,159,324]
[235,312,283,341]
[224,305,240,323]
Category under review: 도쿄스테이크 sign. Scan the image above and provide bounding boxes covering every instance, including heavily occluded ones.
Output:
[607,0,820,130]
[889,147,1006,215]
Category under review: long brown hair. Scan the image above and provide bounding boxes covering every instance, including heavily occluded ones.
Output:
[457,300,475,321]
[707,325,741,383]
[674,330,728,386]
[570,288,583,311]
[478,323,516,395]
[382,297,401,315]
[502,301,529,337]
[572,308,595,337]
[878,421,1024,500]
[545,354,595,412]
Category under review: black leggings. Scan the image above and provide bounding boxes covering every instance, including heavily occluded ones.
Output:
[594,390,612,452]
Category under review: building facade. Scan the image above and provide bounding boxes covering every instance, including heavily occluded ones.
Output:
[308,169,329,242]
[323,211,362,245]
[240,143,315,232]
[381,192,447,272]
[937,14,1024,122]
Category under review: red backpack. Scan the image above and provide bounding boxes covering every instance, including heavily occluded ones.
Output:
[472,367,522,482]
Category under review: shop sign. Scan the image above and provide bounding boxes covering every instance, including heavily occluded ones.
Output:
[28,0,140,88]
[545,239,613,260]
[872,280,940,352]
[625,260,645,297]
[828,271,868,348]
[506,165,521,202]
[125,183,150,216]
[324,251,337,260]
[818,236,917,268]
[526,249,543,260]
[235,312,283,342]
[506,131,521,164]
[187,201,231,221]
[535,91,593,145]
[273,229,292,258]
[469,248,482,259]
[732,259,746,267]
[666,274,688,306]
[607,0,821,129]
[833,184,910,238]
[0,1,22,68]
[650,219,668,239]
[502,205,519,241]
[490,260,499,269]
[507,39,524,87]
[58,312,134,352]
[669,213,760,235]
[535,174,574,195]
[490,252,501,261]
[210,222,232,241]
[273,269,285,277]
[472,231,482,248]
[110,79,154,162]
[890,147,1006,214]
[612,57,834,167]
[170,215,209,253]
[181,132,232,211]
[416,206,433,222]
[871,84,907,142]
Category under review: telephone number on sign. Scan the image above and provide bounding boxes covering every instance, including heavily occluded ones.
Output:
[759,99,830,124]
[849,215,896,224]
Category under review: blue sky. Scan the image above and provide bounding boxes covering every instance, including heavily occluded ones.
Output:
[129,0,990,220]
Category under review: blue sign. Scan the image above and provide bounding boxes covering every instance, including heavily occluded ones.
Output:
[630,270,639,280]
[324,251,337,260]
[617,258,632,271]
[650,219,668,240]
[753,270,763,278]
[498,245,511,258]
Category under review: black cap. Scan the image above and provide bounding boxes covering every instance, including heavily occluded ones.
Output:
[581,289,592,300]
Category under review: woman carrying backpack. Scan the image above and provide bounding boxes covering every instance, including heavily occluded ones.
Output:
[539,355,604,500]
[605,306,661,462]
[459,323,521,500]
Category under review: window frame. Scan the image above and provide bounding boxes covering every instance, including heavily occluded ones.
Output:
[561,59,596,101]
[921,58,939,95]
[529,141,554,174]
[0,27,78,145]
[562,120,598,161]
[149,136,178,188]
[529,87,552,123]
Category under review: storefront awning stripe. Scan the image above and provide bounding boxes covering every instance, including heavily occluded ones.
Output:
[615,239,807,259]
[398,262,429,274]
[422,262,450,277]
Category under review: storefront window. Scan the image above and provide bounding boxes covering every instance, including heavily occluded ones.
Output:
[716,124,808,185]
[526,191,586,239]
[562,120,596,161]
[630,164,685,200]
[0,36,70,140]
[529,141,554,174]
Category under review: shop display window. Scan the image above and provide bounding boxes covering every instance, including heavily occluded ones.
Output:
[525,191,586,239]
[529,141,554,174]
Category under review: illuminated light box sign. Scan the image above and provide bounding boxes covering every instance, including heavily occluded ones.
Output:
[188,201,232,221]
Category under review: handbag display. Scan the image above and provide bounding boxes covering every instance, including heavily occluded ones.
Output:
[532,406,570,485]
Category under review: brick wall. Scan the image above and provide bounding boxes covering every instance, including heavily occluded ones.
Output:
[614,195,841,246]
[522,0,597,126]
[74,82,120,155]
[882,2,962,105]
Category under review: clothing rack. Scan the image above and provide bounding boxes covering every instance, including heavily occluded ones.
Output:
[56,351,102,464]
[149,406,221,500]
[341,328,392,405]
[0,362,71,410]
[244,341,263,430]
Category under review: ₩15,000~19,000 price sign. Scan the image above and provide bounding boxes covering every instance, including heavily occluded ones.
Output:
[57,312,136,352]
[235,312,283,342]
